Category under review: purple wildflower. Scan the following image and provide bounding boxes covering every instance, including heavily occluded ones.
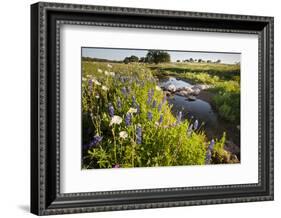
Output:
[187,124,193,137]
[147,111,153,121]
[152,100,157,108]
[147,90,152,105]
[194,120,199,130]
[108,104,114,117]
[88,79,93,93]
[159,114,163,124]
[121,87,127,95]
[176,111,182,124]
[136,125,142,144]
[208,139,215,150]
[125,113,131,126]
[158,103,162,112]
[89,135,103,148]
[136,104,140,114]
[113,164,120,168]
[162,95,167,104]
[132,96,136,106]
[205,149,212,164]
[117,97,122,109]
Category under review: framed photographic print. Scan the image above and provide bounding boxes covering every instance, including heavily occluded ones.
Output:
[30,2,274,215]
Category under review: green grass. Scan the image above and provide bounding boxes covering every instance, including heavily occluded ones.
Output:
[82,61,229,169]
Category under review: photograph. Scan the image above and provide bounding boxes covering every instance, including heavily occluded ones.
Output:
[81,47,241,169]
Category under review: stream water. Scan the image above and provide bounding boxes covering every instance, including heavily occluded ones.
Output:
[159,77,240,155]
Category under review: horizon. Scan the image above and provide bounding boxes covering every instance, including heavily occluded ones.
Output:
[82,47,240,64]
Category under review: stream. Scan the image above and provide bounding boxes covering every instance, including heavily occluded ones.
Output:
[159,76,240,157]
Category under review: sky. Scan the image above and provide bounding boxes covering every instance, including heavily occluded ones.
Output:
[82,47,240,64]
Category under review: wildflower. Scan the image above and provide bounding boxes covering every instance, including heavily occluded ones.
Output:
[162,95,167,104]
[136,125,142,144]
[119,131,128,139]
[108,104,114,117]
[109,115,122,126]
[147,90,153,105]
[159,114,163,124]
[158,103,162,112]
[109,71,115,76]
[208,139,215,150]
[89,135,103,148]
[82,77,87,82]
[132,96,136,106]
[176,111,182,124]
[127,86,131,94]
[107,64,113,68]
[92,78,101,86]
[121,87,127,95]
[155,85,162,91]
[102,85,109,91]
[128,107,137,114]
[187,124,193,137]
[95,95,100,99]
[136,104,140,114]
[205,149,212,164]
[117,97,122,109]
[194,120,199,130]
[104,70,110,76]
[97,68,103,73]
[125,113,131,126]
[147,111,153,121]
[113,164,120,168]
[88,79,93,92]
[152,100,157,108]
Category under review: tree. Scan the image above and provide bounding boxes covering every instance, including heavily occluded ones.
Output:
[145,50,171,64]
[189,58,194,62]
[123,55,139,64]
[216,59,221,63]
[176,60,181,63]
[139,57,146,63]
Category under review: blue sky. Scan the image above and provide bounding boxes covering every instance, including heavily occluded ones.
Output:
[82,47,240,64]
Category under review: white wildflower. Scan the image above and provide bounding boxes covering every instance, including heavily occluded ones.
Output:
[155,85,162,91]
[102,85,109,91]
[119,131,128,139]
[109,71,115,76]
[104,70,110,76]
[109,115,122,126]
[128,107,137,114]
[92,78,101,86]
[107,64,113,68]
[82,77,87,81]
[95,95,100,99]
[97,68,103,73]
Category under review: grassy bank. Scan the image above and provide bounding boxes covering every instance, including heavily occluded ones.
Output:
[150,62,240,124]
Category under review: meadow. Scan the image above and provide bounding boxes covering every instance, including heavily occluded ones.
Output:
[82,60,240,169]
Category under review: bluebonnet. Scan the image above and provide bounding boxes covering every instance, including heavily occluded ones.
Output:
[159,114,163,124]
[117,97,122,109]
[132,96,136,107]
[108,104,114,117]
[136,104,140,114]
[147,111,153,121]
[121,87,127,95]
[147,90,152,105]
[194,120,199,130]
[136,126,142,144]
[208,139,215,150]
[87,135,103,148]
[205,149,212,164]
[88,79,93,93]
[152,100,157,108]
[176,111,182,124]
[158,103,162,112]
[187,124,193,137]
[125,113,131,126]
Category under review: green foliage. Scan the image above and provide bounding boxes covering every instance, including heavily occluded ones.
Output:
[145,50,171,64]
[81,61,219,169]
